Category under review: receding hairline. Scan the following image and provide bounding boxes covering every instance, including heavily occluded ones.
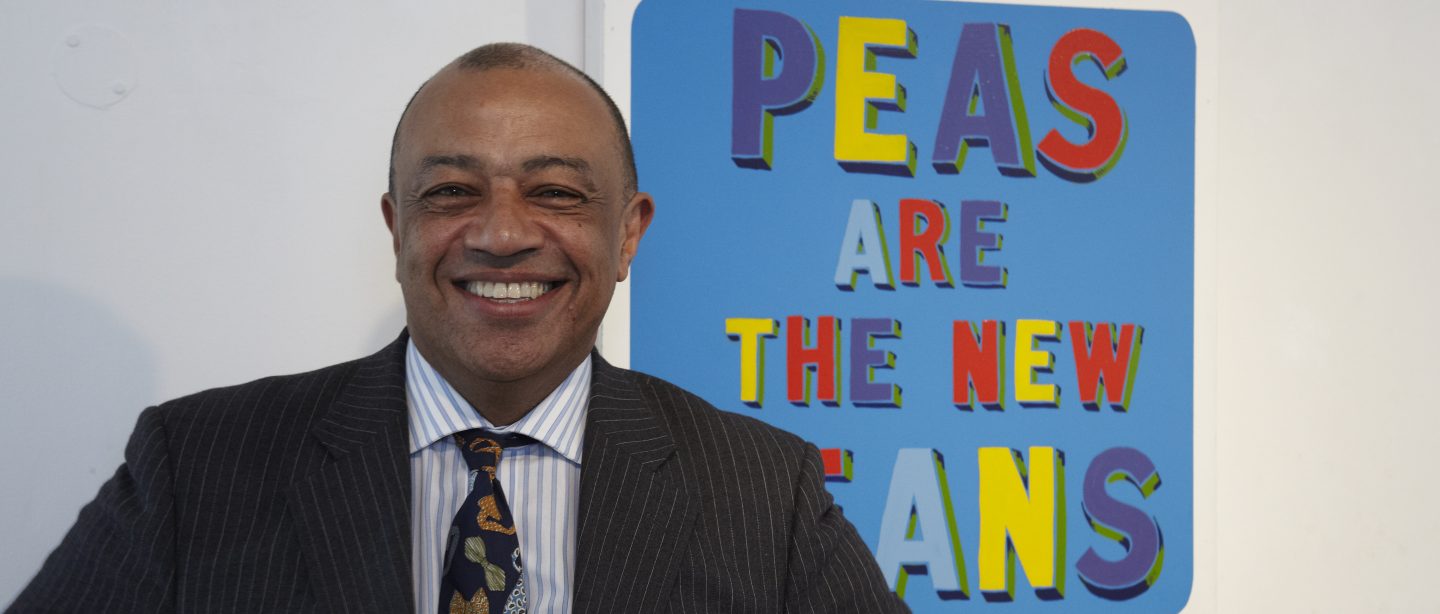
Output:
[387,43,638,196]
[453,41,573,74]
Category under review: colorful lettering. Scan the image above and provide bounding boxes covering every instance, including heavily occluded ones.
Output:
[933,23,1035,176]
[786,315,842,405]
[978,446,1066,601]
[731,9,826,169]
[876,448,970,600]
[725,317,779,407]
[1069,322,1144,411]
[1076,447,1163,600]
[834,199,896,290]
[1015,320,1062,407]
[820,448,854,483]
[834,17,918,176]
[898,198,953,287]
[952,320,1006,410]
[959,200,1007,287]
[1037,28,1128,181]
[850,317,902,407]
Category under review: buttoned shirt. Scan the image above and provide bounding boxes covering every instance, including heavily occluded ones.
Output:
[406,341,588,613]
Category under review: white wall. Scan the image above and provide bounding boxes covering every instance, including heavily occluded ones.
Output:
[1214,0,1440,610]
[3,0,1437,610]
[0,0,591,600]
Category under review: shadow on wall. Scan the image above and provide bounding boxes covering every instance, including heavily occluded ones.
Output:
[368,299,408,352]
[0,278,156,603]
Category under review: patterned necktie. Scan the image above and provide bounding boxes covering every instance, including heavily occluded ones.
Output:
[440,429,535,614]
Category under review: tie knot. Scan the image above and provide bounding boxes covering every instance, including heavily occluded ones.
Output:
[453,429,536,471]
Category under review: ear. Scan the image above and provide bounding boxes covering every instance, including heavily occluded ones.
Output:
[381,193,401,256]
[616,191,655,282]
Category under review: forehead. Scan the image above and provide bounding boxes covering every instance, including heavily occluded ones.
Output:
[395,67,620,180]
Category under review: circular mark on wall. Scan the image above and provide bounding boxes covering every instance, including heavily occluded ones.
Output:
[53,24,138,109]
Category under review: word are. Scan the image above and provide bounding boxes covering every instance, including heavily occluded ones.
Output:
[836,197,1007,290]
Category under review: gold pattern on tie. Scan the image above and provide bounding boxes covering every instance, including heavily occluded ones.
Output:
[449,590,488,614]
[477,495,516,535]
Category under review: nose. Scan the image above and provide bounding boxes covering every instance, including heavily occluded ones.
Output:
[463,182,543,261]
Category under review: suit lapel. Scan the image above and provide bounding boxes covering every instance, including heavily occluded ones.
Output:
[573,356,698,613]
[287,334,413,614]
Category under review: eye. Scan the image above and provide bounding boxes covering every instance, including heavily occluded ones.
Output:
[532,187,586,207]
[426,185,474,198]
[412,184,480,214]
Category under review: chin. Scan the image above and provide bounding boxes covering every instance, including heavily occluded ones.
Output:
[457,334,567,382]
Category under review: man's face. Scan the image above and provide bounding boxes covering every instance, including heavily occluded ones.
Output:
[383,66,652,406]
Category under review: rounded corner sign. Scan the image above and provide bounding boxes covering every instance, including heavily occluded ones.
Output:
[630,0,1194,611]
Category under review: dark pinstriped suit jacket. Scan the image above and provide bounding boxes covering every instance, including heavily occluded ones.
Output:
[10,334,907,613]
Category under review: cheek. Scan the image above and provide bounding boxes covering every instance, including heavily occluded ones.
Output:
[395,232,425,271]
[397,220,456,273]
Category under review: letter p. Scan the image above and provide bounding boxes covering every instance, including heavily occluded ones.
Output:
[732,9,825,170]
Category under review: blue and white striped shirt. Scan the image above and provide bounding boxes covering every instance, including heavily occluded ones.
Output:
[406,341,588,614]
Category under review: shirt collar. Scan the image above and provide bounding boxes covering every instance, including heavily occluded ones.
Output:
[404,339,589,464]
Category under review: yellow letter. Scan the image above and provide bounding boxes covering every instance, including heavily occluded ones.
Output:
[726,318,779,406]
[834,17,917,175]
[978,446,1066,600]
[1014,319,1061,407]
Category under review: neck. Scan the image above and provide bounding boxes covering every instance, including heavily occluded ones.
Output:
[440,353,590,428]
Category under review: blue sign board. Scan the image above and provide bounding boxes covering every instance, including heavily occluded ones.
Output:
[632,1,1194,610]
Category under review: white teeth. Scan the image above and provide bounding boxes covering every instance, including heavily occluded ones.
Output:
[464,280,553,301]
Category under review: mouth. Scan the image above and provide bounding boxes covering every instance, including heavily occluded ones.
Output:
[459,280,558,303]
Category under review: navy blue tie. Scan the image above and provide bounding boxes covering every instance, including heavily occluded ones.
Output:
[440,430,535,614]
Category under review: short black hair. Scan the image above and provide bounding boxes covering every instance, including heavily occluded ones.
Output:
[387,43,638,196]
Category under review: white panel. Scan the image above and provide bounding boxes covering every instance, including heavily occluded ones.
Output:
[1215,1,1440,611]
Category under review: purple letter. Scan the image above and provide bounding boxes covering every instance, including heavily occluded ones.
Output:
[732,9,824,170]
[959,200,1006,287]
[932,23,1035,177]
[1076,447,1163,600]
[850,318,901,407]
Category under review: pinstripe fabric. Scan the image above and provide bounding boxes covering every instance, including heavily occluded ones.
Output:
[577,360,910,613]
[9,335,413,614]
[406,341,585,614]
[9,332,906,613]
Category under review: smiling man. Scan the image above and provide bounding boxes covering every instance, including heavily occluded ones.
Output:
[384,57,648,430]
[9,44,906,614]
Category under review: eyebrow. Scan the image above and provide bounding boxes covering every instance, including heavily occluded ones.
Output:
[522,156,599,192]
[418,154,482,175]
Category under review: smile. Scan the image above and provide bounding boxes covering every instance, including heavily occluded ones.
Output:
[462,280,555,302]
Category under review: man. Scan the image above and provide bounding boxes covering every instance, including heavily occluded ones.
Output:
[9,44,906,613]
